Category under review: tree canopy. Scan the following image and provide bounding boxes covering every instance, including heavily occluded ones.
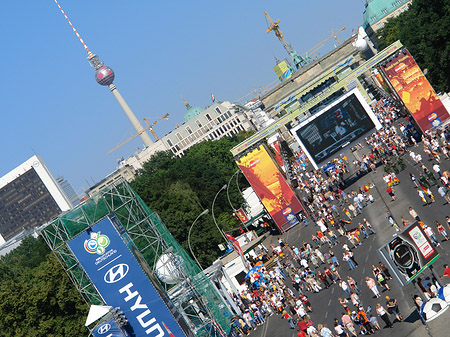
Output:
[131,134,251,267]
[376,0,450,93]
[0,236,88,336]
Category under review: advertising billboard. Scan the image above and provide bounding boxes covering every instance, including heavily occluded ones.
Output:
[273,60,292,83]
[92,319,128,337]
[291,88,382,169]
[377,222,440,287]
[68,216,187,337]
[380,49,450,132]
[236,145,303,232]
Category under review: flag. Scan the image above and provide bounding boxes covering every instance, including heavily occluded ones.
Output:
[225,233,243,257]
[211,92,215,102]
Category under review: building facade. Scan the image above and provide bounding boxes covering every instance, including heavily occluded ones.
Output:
[119,100,256,172]
[57,176,80,207]
[363,0,412,44]
[86,165,136,198]
[0,155,72,242]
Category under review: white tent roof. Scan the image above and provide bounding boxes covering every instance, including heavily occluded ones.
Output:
[85,305,113,326]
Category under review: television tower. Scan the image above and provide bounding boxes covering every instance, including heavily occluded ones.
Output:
[54,0,153,147]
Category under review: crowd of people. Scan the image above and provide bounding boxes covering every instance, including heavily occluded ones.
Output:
[228,97,450,336]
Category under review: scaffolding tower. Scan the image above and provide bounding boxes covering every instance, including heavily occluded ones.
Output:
[41,180,232,337]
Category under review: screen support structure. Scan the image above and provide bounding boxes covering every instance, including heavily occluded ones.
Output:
[41,180,231,337]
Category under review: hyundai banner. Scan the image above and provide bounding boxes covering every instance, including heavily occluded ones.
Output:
[68,217,187,337]
[93,318,127,337]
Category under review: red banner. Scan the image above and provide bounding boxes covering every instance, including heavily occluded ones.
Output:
[235,208,249,223]
[380,49,449,132]
[236,145,304,232]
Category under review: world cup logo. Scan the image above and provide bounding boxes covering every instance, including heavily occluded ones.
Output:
[84,232,110,254]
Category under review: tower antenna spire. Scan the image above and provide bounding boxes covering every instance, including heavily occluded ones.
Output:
[53,0,153,148]
[54,0,91,55]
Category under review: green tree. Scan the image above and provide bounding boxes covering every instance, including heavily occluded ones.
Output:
[376,0,450,92]
[0,238,87,336]
[131,134,250,266]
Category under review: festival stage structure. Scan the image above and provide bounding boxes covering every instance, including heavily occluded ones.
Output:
[41,180,232,336]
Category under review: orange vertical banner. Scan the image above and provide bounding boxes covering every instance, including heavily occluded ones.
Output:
[236,145,303,232]
[380,49,449,132]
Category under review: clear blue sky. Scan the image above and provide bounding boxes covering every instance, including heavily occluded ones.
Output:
[0,0,366,196]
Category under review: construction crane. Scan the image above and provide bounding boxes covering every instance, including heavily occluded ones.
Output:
[107,114,169,154]
[303,26,347,60]
[264,11,309,70]
[143,113,169,141]
[235,79,279,102]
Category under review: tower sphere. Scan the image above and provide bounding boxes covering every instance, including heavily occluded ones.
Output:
[95,66,115,86]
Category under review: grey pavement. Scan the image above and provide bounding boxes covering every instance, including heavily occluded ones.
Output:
[251,139,450,337]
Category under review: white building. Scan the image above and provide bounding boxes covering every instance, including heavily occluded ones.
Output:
[120,100,257,171]
[0,155,72,242]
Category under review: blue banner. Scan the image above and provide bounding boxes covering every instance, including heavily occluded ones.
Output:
[68,217,186,337]
[93,319,126,337]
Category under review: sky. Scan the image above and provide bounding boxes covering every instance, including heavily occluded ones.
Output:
[0,0,367,196]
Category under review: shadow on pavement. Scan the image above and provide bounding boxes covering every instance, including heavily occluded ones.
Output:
[403,309,422,324]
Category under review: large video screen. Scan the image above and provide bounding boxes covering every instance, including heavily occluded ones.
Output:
[292,89,381,168]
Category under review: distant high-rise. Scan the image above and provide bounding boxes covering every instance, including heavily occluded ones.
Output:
[56,176,80,207]
[0,155,72,242]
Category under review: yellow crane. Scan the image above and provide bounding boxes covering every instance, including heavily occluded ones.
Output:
[303,26,347,60]
[264,11,308,69]
[107,113,169,154]
[143,113,169,141]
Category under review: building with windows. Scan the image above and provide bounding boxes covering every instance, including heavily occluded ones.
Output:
[363,0,412,44]
[0,155,72,243]
[86,164,136,198]
[119,100,256,171]
[56,176,80,207]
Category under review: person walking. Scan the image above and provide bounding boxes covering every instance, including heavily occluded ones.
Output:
[318,323,335,337]
[379,262,392,280]
[347,276,360,295]
[365,277,380,298]
[417,189,428,205]
[437,185,450,203]
[410,173,420,188]
[424,224,440,247]
[341,312,357,337]
[282,309,296,329]
[343,252,356,270]
[376,303,393,328]
[436,221,449,241]
[359,223,369,239]
[356,307,375,335]
[364,218,376,234]
[375,269,390,291]
[386,296,403,322]
[409,207,421,221]
[340,280,352,298]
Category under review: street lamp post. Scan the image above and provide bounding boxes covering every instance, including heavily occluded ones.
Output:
[226,170,240,211]
[226,170,250,233]
[187,209,209,270]
[212,184,229,243]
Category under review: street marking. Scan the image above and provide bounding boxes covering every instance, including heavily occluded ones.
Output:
[365,255,369,262]
[325,311,328,318]
[362,266,366,274]
[331,287,335,294]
